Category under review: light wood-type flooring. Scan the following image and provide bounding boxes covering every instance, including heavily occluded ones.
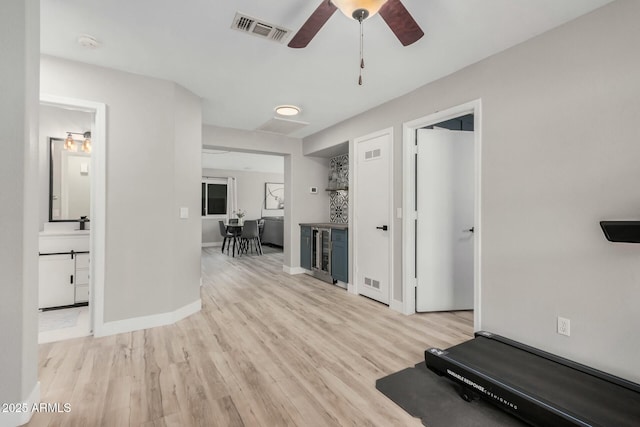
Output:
[29,246,473,427]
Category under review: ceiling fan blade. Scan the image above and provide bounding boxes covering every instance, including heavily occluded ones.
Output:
[288,1,338,48]
[379,0,424,46]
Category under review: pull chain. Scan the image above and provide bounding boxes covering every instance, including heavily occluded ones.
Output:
[358,12,365,85]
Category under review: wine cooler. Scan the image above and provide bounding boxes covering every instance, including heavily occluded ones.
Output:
[311,227,334,284]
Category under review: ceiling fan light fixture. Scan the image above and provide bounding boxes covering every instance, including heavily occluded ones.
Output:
[331,0,388,20]
[275,105,301,116]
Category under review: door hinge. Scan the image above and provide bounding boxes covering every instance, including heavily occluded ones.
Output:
[70,275,74,285]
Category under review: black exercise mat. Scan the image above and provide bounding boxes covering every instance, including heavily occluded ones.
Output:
[376,362,529,427]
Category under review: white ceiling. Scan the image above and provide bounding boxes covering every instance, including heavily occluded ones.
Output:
[40,0,613,138]
[202,149,284,174]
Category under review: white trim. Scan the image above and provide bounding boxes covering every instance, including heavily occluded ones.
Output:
[202,242,222,248]
[283,265,306,275]
[402,99,482,329]
[390,300,404,313]
[95,299,201,337]
[352,127,395,308]
[202,215,227,220]
[0,381,41,427]
[40,94,107,338]
[335,280,348,290]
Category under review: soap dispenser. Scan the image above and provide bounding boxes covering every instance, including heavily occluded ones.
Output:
[79,216,89,230]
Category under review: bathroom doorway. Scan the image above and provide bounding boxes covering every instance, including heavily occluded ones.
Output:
[39,94,106,342]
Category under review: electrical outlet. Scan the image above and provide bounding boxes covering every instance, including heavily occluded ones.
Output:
[557,317,571,336]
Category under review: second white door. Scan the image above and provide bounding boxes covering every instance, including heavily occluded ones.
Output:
[355,130,392,305]
[416,128,474,312]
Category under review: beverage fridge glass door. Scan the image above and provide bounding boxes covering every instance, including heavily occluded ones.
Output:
[311,227,333,283]
[312,228,318,270]
[321,228,330,273]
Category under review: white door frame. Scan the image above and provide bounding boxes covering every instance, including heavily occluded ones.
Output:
[40,94,107,336]
[351,127,396,310]
[402,99,482,330]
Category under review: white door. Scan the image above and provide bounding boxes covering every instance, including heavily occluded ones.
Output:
[355,131,392,305]
[416,129,474,312]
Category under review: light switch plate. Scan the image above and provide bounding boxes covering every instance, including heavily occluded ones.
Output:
[180,207,189,219]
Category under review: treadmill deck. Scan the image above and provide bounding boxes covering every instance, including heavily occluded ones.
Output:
[426,332,640,427]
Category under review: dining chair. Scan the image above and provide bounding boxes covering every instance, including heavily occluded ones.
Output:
[218,220,236,254]
[257,219,265,241]
[238,220,263,256]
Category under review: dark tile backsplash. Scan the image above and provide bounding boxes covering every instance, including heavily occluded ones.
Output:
[329,154,349,224]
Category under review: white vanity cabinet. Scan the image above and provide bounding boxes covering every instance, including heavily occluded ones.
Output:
[74,253,90,303]
[39,231,90,309]
[39,254,76,308]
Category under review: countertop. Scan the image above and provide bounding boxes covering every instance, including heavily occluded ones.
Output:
[299,223,348,230]
[40,230,90,237]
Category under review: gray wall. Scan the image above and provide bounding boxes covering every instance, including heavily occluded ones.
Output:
[202,168,284,245]
[303,0,640,382]
[39,105,92,227]
[40,56,202,323]
[203,125,329,270]
[0,0,40,423]
[170,84,203,310]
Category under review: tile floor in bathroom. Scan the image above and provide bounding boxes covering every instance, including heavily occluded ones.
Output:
[38,305,91,343]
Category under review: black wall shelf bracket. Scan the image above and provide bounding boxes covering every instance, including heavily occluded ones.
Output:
[600,221,640,243]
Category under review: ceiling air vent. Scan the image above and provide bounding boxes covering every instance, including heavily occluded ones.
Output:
[231,12,291,44]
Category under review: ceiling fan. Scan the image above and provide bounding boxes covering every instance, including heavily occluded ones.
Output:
[288,0,424,49]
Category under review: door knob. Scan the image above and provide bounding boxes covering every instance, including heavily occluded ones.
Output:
[463,227,474,233]
[376,225,388,231]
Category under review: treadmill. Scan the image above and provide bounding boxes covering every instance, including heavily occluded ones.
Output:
[425,331,640,426]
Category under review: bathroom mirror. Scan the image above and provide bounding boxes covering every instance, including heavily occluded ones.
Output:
[49,137,91,222]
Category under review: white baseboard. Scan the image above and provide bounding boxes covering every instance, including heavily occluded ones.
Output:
[202,242,222,248]
[348,283,357,294]
[335,280,348,290]
[95,299,201,337]
[0,381,41,427]
[283,265,306,275]
[390,299,409,314]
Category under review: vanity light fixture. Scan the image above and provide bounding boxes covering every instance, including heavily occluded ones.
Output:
[81,131,92,154]
[275,105,301,116]
[64,133,77,152]
[64,131,92,153]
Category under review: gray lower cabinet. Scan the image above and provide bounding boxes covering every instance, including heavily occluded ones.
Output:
[300,226,312,270]
[331,229,348,283]
[300,225,348,283]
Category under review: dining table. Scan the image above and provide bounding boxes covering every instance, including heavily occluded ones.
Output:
[224,220,264,257]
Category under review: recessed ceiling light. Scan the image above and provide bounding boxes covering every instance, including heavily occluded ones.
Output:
[275,105,301,116]
[77,34,100,49]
